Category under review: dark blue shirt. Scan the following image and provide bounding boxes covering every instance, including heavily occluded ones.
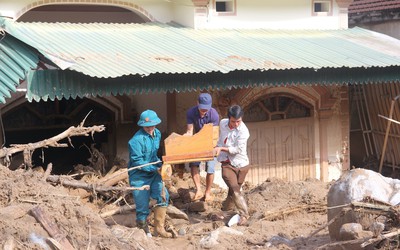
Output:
[186,106,219,133]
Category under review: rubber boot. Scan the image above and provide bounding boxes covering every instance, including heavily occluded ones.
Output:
[232,192,249,225]
[136,220,152,237]
[221,195,235,211]
[153,206,173,238]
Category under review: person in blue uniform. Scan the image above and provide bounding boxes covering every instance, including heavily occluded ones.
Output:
[128,109,172,238]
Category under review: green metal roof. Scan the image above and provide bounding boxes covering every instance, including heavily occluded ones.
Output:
[2,17,400,102]
[2,18,400,78]
[0,34,39,103]
[26,66,400,102]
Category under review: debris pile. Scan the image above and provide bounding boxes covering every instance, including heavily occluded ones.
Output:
[326,168,400,249]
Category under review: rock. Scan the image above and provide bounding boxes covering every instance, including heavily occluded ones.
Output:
[167,205,189,220]
[199,226,243,249]
[177,188,192,203]
[369,221,385,237]
[339,223,363,240]
[182,201,207,212]
[3,235,15,250]
[327,168,400,240]
[178,227,186,236]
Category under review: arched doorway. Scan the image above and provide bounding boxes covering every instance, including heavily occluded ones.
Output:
[244,93,315,184]
[2,97,114,174]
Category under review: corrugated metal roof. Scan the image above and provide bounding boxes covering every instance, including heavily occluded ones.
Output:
[26,66,400,102]
[349,0,400,13]
[2,18,400,79]
[0,34,39,103]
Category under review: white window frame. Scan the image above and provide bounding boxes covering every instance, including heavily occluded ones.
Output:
[213,0,236,16]
[312,0,332,16]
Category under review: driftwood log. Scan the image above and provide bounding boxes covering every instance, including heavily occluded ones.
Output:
[100,204,136,218]
[30,206,75,250]
[262,203,326,221]
[44,164,149,195]
[46,175,149,193]
[76,161,162,199]
[0,118,105,168]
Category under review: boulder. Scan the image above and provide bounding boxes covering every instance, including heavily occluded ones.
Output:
[327,168,400,240]
[339,223,372,241]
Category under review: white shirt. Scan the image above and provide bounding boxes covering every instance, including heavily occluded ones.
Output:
[217,118,250,168]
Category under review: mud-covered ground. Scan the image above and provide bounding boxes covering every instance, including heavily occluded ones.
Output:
[0,164,333,249]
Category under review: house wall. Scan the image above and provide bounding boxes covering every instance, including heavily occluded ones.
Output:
[0,0,349,30]
[171,1,195,27]
[195,0,343,29]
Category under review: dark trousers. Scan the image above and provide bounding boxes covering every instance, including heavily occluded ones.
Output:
[221,163,250,196]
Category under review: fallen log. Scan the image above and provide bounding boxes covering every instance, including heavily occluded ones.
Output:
[262,203,326,221]
[100,203,189,221]
[316,237,369,250]
[0,117,105,167]
[46,175,149,193]
[30,206,75,250]
[351,200,400,224]
[97,168,127,187]
[74,161,161,199]
[104,165,118,178]
[100,204,136,218]
[97,161,162,186]
[361,229,400,248]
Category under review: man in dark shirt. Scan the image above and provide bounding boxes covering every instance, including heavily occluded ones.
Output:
[185,93,219,202]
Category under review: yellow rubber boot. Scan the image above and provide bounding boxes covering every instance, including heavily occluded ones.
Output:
[153,206,173,238]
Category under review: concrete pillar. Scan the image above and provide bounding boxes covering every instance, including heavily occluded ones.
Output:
[336,0,354,29]
[319,109,334,182]
[192,0,209,29]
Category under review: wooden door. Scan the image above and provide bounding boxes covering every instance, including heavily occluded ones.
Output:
[246,117,315,184]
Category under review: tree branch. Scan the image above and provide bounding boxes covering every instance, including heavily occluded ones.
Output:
[0,123,105,167]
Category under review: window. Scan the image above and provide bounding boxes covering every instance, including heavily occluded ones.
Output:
[214,0,236,16]
[312,0,332,16]
[244,95,312,122]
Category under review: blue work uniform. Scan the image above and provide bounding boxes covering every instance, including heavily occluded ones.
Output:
[128,128,169,222]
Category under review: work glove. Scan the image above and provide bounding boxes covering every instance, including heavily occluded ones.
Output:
[159,164,172,181]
